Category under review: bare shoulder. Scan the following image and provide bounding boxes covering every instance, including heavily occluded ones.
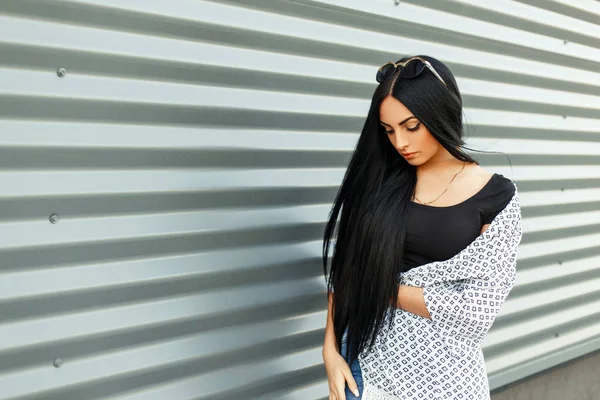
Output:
[459,163,494,187]
[461,163,516,201]
[439,163,496,205]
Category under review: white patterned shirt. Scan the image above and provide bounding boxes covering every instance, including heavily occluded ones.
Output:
[357,187,522,400]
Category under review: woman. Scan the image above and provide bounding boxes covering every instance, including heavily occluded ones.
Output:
[322,55,522,400]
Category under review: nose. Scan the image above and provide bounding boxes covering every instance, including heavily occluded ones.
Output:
[393,131,410,151]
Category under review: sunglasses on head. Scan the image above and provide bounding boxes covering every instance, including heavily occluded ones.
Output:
[376,56,447,87]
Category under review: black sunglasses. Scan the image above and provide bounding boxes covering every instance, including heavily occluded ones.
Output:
[376,57,447,87]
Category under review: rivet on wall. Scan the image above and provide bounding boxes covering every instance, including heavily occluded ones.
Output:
[49,213,60,224]
[57,68,66,78]
[53,358,63,368]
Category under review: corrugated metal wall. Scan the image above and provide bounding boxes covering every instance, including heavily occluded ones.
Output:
[0,0,598,399]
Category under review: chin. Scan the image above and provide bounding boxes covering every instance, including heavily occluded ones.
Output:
[406,160,425,166]
[401,153,427,166]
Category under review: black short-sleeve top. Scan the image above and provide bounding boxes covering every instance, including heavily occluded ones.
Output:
[403,173,516,272]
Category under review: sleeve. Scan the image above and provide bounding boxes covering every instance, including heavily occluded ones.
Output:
[482,176,516,225]
[422,196,522,355]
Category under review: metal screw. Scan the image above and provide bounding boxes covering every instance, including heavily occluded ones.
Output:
[563,40,568,45]
[554,333,560,338]
[49,213,60,224]
[53,358,63,368]
[394,0,400,4]
[57,68,66,78]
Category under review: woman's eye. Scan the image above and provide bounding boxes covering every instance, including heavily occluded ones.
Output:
[407,123,421,131]
[385,130,394,135]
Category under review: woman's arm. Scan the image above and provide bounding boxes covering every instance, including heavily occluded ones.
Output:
[396,223,492,318]
[396,285,431,319]
[322,291,361,398]
[322,291,339,359]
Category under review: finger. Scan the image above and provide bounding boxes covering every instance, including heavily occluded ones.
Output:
[328,385,338,400]
[335,375,347,400]
[342,368,360,398]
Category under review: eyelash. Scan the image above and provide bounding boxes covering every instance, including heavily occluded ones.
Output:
[384,123,420,134]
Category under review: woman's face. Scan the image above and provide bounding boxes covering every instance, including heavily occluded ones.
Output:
[379,95,442,166]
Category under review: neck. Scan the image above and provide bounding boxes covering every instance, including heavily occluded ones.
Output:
[416,148,464,178]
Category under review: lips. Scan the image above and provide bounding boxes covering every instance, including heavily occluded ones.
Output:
[401,152,417,158]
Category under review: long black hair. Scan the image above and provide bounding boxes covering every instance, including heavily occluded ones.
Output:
[322,55,479,364]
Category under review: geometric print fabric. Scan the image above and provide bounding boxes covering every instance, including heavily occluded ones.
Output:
[358,187,523,400]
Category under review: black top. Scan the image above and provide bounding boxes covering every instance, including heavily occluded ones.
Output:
[403,173,515,272]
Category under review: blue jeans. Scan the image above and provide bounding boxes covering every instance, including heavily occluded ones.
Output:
[340,330,363,399]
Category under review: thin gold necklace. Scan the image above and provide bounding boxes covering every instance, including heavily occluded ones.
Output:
[413,163,466,205]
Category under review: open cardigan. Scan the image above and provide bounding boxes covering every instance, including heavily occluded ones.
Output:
[357,187,523,400]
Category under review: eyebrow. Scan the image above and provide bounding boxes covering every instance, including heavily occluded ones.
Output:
[380,116,417,127]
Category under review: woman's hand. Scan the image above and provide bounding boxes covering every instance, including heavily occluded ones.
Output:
[323,348,360,399]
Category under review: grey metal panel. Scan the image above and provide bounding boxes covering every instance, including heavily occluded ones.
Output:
[515,0,600,26]
[0,0,598,399]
